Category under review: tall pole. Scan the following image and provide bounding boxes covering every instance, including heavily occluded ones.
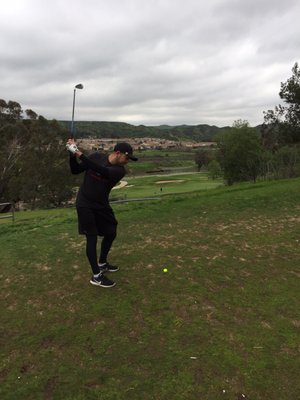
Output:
[70,83,83,139]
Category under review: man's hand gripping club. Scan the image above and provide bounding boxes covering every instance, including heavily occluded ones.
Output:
[66,138,82,156]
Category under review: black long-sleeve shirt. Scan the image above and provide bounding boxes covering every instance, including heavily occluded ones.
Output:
[70,152,125,209]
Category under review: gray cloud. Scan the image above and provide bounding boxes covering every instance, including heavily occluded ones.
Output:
[0,0,299,127]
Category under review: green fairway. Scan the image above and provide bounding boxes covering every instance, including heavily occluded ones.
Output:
[110,172,223,201]
[1,179,300,399]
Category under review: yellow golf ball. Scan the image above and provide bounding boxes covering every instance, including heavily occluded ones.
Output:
[163,268,168,273]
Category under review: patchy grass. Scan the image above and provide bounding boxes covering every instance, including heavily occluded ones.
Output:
[0,178,300,399]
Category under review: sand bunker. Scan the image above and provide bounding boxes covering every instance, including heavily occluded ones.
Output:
[112,181,128,190]
[155,180,185,184]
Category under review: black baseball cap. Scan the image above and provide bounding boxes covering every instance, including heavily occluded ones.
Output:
[114,142,138,161]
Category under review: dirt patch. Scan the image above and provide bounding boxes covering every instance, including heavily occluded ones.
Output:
[44,376,59,400]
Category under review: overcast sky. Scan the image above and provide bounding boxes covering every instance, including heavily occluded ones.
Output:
[0,0,299,127]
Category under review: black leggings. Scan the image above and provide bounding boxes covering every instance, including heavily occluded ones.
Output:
[86,233,116,274]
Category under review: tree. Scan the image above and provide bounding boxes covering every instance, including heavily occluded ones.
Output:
[6,101,23,121]
[263,62,300,146]
[0,99,73,208]
[0,99,8,120]
[273,146,300,179]
[194,148,213,171]
[216,121,263,185]
[232,119,250,129]
[8,118,73,209]
[207,160,222,180]
[0,122,31,201]
[25,109,38,120]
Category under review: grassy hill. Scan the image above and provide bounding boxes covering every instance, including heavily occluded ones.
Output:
[1,178,300,399]
[59,121,231,141]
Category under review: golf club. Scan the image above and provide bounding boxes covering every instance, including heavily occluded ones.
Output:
[70,83,84,139]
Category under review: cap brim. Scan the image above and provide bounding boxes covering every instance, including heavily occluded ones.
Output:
[129,155,138,161]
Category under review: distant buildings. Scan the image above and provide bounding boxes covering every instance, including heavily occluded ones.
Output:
[78,137,216,151]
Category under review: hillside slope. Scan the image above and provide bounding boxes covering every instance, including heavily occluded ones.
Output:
[0,178,299,399]
[59,120,232,141]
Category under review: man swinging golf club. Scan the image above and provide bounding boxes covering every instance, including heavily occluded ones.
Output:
[66,139,138,288]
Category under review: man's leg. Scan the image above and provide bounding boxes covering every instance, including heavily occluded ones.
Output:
[85,234,100,275]
[99,232,117,264]
[86,234,116,287]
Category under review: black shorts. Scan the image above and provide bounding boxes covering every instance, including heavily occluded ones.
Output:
[76,207,118,236]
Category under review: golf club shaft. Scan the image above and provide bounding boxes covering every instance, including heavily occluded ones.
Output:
[70,88,76,139]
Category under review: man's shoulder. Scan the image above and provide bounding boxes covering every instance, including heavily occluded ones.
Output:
[88,152,107,162]
[113,165,126,175]
[88,151,104,158]
[111,165,126,181]
[114,165,125,172]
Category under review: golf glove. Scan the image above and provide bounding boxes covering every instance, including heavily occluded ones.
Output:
[66,143,79,154]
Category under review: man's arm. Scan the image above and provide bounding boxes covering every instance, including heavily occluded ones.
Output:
[69,154,87,174]
[78,155,125,184]
[66,138,87,175]
[66,139,122,181]
[78,154,110,179]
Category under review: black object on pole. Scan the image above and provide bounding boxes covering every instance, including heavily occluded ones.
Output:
[70,83,84,138]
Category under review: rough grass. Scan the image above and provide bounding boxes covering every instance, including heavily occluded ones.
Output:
[1,178,300,399]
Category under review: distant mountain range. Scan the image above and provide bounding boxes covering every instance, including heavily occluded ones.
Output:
[59,121,232,142]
